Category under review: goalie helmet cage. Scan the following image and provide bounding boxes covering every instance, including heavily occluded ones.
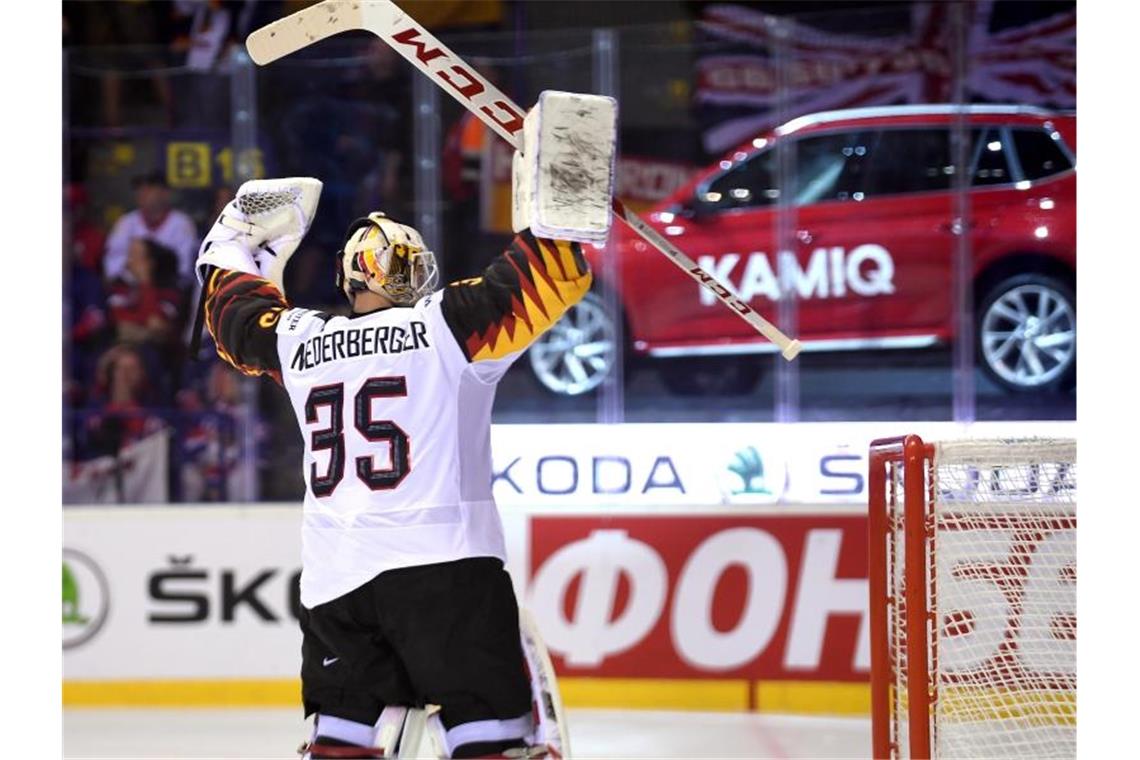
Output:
[867,435,1076,759]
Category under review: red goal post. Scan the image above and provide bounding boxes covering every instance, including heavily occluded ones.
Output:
[868,435,1076,759]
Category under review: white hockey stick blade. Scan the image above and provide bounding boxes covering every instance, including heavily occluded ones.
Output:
[246,0,801,359]
[247,0,526,148]
[246,1,364,66]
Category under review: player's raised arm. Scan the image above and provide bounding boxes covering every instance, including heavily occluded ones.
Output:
[195,177,323,383]
[439,90,615,374]
[201,269,289,382]
[439,230,592,365]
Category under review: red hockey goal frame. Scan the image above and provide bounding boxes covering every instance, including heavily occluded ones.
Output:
[869,434,1077,759]
[868,435,935,759]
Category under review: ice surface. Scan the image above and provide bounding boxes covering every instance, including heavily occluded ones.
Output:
[64,707,870,759]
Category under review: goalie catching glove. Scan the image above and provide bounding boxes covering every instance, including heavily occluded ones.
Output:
[196,177,323,295]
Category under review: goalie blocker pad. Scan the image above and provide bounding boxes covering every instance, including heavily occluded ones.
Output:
[512,90,617,244]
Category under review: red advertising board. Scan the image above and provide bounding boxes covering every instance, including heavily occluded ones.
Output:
[529,515,870,684]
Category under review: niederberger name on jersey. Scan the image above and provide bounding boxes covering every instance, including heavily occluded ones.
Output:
[290,321,431,371]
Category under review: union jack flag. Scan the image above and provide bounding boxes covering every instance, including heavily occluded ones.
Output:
[695,1,1076,153]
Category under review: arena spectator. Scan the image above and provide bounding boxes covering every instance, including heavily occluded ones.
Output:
[439,59,509,278]
[84,343,165,457]
[178,363,250,502]
[67,183,107,272]
[66,183,110,404]
[67,267,108,407]
[62,1,181,128]
[103,171,199,283]
[279,37,411,233]
[173,2,284,69]
[107,239,183,345]
[109,238,188,401]
[347,40,410,218]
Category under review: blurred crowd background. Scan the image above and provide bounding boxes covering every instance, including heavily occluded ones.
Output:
[62,0,1076,504]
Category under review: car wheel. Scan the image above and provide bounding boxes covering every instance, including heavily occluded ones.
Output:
[977,273,1076,393]
[527,292,619,396]
[659,357,762,396]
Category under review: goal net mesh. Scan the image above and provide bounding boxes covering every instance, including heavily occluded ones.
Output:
[889,438,1076,759]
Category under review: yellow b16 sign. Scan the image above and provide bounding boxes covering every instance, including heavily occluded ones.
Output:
[166,142,265,188]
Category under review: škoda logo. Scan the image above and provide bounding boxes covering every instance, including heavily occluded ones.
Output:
[63,548,110,649]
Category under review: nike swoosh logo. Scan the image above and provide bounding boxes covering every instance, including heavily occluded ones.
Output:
[323,657,339,667]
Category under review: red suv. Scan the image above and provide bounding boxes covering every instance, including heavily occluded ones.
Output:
[527,105,1076,396]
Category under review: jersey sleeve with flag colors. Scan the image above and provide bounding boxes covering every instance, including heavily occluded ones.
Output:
[203,268,294,383]
[440,230,592,368]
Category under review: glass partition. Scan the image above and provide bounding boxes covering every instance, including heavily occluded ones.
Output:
[62,1,1076,504]
[253,36,422,501]
[428,29,619,423]
[64,43,265,503]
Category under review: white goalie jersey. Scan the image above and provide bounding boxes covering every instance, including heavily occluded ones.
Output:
[201,231,592,608]
[277,294,506,608]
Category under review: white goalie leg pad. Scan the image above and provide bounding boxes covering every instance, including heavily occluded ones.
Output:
[512,90,617,244]
[426,712,446,759]
[397,708,427,759]
[375,706,409,757]
[195,176,322,295]
[519,608,571,758]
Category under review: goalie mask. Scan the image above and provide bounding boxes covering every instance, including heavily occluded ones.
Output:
[336,212,439,306]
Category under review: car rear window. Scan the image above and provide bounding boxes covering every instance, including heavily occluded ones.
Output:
[860,128,954,197]
[971,127,1013,187]
[797,127,1016,199]
[1012,129,1073,180]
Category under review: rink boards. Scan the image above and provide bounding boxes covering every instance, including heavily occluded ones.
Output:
[63,421,1074,715]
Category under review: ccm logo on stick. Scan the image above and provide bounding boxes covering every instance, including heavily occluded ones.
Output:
[389,27,524,136]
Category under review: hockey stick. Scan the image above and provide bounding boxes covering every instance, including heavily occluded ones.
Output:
[246,0,802,360]
[519,607,571,757]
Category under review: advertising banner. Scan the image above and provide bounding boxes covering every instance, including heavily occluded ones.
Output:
[528,514,868,681]
[489,421,1074,509]
[63,420,1075,713]
[64,508,303,682]
[694,2,1076,153]
[63,507,531,689]
[64,506,869,712]
[63,430,169,505]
